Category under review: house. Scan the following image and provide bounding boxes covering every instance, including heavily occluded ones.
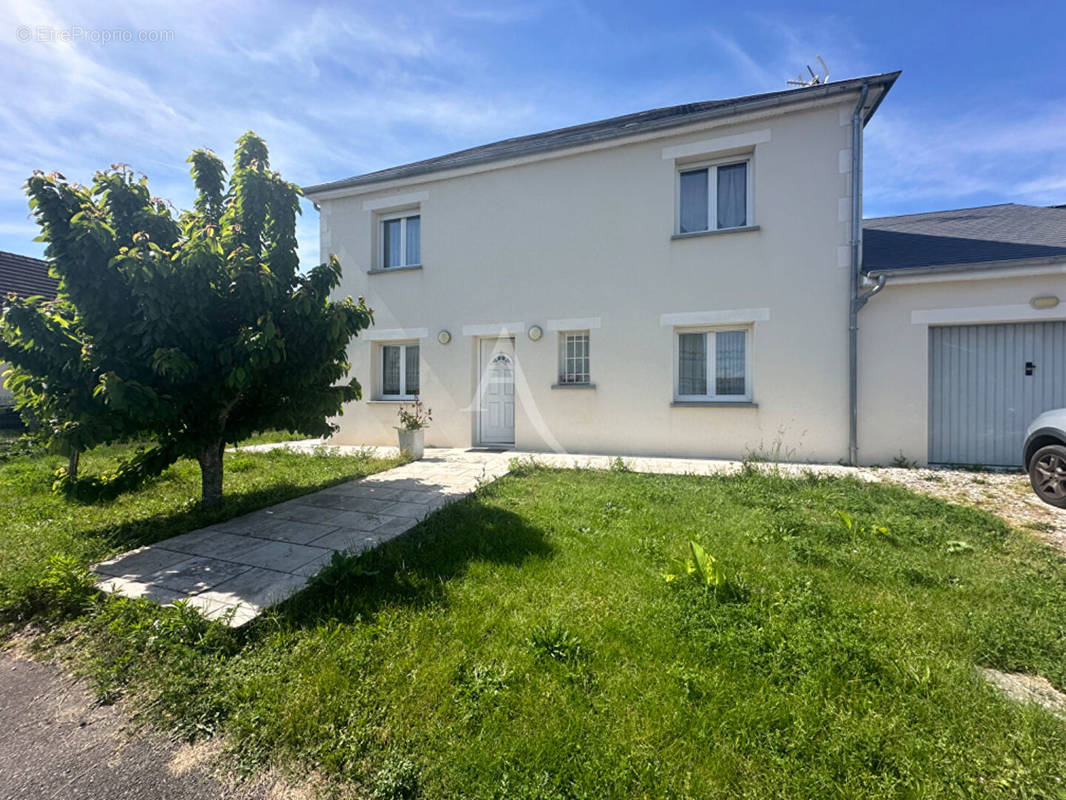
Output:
[0,250,58,407]
[304,72,1066,467]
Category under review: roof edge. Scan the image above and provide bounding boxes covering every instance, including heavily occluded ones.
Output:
[304,71,900,198]
[865,254,1066,279]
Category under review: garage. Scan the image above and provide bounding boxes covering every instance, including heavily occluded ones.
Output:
[929,321,1066,466]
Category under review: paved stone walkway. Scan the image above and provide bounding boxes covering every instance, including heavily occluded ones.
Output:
[94,449,511,626]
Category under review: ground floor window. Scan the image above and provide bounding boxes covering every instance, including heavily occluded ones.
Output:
[675,327,750,401]
[558,331,591,384]
[380,342,420,398]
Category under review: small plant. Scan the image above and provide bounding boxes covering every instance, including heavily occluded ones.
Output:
[609,456,632,473]
[663,540,726,589]
[312,551,379,589]
[527,623,588,663]
[945,540,974,555]
[454,660,513,712]
[397,398,432,431]
[370,753,420,800]
[834,510,894,542]
[31,554,96,618]
[890,450,917,469]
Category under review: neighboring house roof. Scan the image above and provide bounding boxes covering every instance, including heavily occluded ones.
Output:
[863,204,1066,275]
[0,250,57,300]
[304,72,900,197]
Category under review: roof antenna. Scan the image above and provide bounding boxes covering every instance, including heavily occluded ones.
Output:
[787,56,829,87]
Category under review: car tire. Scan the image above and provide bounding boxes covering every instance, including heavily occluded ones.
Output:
[1028,444,1066,508]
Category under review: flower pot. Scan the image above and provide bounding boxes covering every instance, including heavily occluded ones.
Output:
[396,427,425,460]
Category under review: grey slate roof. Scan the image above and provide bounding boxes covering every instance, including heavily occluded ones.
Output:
[0,251,57,300]
[862,204,1066,273]
[304,72,900,196]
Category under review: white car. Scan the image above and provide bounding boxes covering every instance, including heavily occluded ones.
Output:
[1023,409,1066,508]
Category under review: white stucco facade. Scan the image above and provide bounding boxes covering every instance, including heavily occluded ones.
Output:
[312,93,868,463]
[311,75,1066,466]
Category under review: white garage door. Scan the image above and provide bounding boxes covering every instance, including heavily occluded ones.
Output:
[929,321,1066,467]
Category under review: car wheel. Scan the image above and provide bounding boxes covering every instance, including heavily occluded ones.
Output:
[1029,444,1066,508]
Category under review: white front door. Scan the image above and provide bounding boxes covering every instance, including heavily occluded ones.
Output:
[479,337,515,445]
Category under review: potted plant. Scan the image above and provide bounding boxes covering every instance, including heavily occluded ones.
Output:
[396,398,432,459]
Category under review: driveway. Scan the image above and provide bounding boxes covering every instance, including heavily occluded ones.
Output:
[859,465,1066,553]
[0,648,293,800]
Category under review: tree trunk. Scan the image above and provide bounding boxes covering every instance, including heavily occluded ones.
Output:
[67,448,80,481]
[197,440,225,508]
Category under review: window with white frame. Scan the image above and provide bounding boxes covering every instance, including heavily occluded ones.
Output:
[678,159,750,234]
[379,211,421,268]
[558,331,590,384]
[675,328,750,401]
[380,342,420,398]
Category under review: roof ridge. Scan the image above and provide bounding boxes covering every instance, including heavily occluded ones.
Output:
[864,203,1027,222]
[305,71,900,196]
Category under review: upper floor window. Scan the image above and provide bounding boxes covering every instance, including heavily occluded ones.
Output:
[678,160,749,234]
[380,211,420,268]
[380,342,420,399]
[558,331,590,385]
[676,327,750,402]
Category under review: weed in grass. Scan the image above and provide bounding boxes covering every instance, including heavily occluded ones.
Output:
[26,555,96,619]
[609,456,631,473]
[454,660,513,722]
[370,753,421,800]
[1024,521,1055,533]
[526,623,588,663]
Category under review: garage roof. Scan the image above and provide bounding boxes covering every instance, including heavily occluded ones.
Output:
[0,250,57,300]
[863,203,1066,274]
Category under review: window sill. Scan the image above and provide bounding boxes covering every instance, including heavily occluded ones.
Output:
[551,382,596,390]
[671,400,758,408]
[368,264,423,275]
[368,398,417,404]
[671,225,760,241]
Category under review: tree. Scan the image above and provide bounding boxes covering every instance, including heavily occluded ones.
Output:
[0,132,372,506]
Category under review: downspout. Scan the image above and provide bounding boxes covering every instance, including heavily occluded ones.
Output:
[847,82,869,466]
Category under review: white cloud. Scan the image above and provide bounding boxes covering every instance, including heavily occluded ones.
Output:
[864,101,1066,214]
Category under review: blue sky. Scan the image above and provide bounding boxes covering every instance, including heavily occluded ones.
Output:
[2,0,1063,267]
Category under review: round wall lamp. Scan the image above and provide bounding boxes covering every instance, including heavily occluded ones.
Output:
[528,325,543,341]
[437,329,452,345]
[1031,295,1060,310]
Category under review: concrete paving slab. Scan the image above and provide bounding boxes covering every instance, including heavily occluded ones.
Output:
[146,556,253,594]
[298,494,396,515]
[254,519,341,545]
[194,567,310,610]
[307,528,383,552]
[212,513,282,536]
[166,531,263,561]
[319,509,388,531]
[95,546,194,578]
[261,502,348,525]
[235,540,330,571]
[378,501,435,519]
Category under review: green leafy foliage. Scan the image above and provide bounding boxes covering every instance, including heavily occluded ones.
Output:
[396,398,432,431]
[27,554,96,618]
[0,134,372,505]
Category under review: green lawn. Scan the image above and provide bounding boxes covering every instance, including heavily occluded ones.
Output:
[5,459,1066,797]
[0,441,402,622]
